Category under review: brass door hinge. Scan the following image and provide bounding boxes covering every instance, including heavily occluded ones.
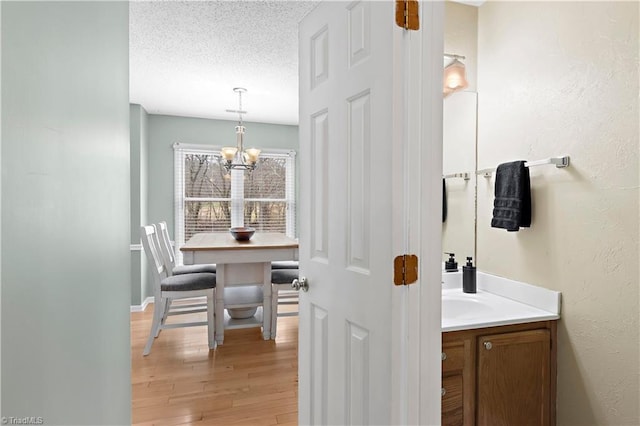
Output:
[395,0,420,31]
[394,254,418,286]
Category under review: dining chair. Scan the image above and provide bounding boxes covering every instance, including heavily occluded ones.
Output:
[271,260,299,269]
[270,268,299,339]
[140,225,216,356]
[155,221,217,275]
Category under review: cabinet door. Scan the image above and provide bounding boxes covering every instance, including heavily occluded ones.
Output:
[477,329,551,426]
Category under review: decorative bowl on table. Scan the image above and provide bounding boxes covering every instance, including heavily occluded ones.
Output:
[229,226,255,241]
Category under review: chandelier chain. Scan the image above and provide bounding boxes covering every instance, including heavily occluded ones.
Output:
[238,90,243,126]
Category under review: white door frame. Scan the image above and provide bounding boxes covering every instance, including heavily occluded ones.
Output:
[400,2,444,424]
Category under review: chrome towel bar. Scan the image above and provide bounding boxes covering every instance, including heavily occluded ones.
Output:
[477,155,570,177]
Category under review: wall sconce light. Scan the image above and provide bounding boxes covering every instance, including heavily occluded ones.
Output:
[443,53,468,97]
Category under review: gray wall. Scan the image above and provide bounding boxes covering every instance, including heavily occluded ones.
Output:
[130,104,150,306]
[1,2,131,424]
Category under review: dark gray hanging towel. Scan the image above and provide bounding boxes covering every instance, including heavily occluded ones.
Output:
[491,160,531,231]
[442,178,447,223]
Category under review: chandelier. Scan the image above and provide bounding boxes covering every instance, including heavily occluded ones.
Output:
[220,87,261,171]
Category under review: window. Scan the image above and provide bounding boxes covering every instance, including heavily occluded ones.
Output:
[183,152,231,236]
[174,143,296,260]
[243,156,294,232]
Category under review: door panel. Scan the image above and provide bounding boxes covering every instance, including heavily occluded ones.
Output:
[310,26,329,89]
[310,304,329,425]
[346,321,370,425]
[347,90,371,272]
[299,1,399,424]
[310,110,329,261]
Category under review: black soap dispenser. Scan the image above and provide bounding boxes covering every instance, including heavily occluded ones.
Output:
[463,257,476,293]
[444,253,458,272]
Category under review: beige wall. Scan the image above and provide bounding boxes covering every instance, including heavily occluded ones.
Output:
[476,2,639,425]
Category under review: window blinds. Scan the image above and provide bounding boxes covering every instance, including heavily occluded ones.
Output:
[173,143,296,263]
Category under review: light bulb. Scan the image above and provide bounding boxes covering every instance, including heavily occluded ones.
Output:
[245,148,261,163]
[221,147,238,161]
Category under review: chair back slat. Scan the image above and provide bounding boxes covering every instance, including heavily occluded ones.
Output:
[140,225,170,289]
[155,221,177,274]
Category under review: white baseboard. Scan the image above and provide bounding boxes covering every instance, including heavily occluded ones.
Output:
[131,297,154,312]
[130,295,209,313]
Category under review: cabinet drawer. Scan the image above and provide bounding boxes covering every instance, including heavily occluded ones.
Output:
[442,374,463,426]
[442,342,465,374]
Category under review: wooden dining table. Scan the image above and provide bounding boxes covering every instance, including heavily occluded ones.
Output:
[181,232,299,344]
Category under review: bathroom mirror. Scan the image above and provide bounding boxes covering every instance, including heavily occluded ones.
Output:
[442,91,477,264]
[443,0,479,267]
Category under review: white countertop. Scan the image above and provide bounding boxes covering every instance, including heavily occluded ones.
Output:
[441,271,561,332]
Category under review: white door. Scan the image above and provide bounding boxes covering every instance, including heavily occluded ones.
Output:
[298,2,442,424]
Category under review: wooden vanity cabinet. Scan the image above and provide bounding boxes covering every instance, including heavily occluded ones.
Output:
[442,321,557,426]
[441,338,474,426]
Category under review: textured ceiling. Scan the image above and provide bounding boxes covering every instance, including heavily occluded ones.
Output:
[130,1,319,125]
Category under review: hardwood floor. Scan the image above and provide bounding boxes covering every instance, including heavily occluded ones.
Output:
[131,302,298,426]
